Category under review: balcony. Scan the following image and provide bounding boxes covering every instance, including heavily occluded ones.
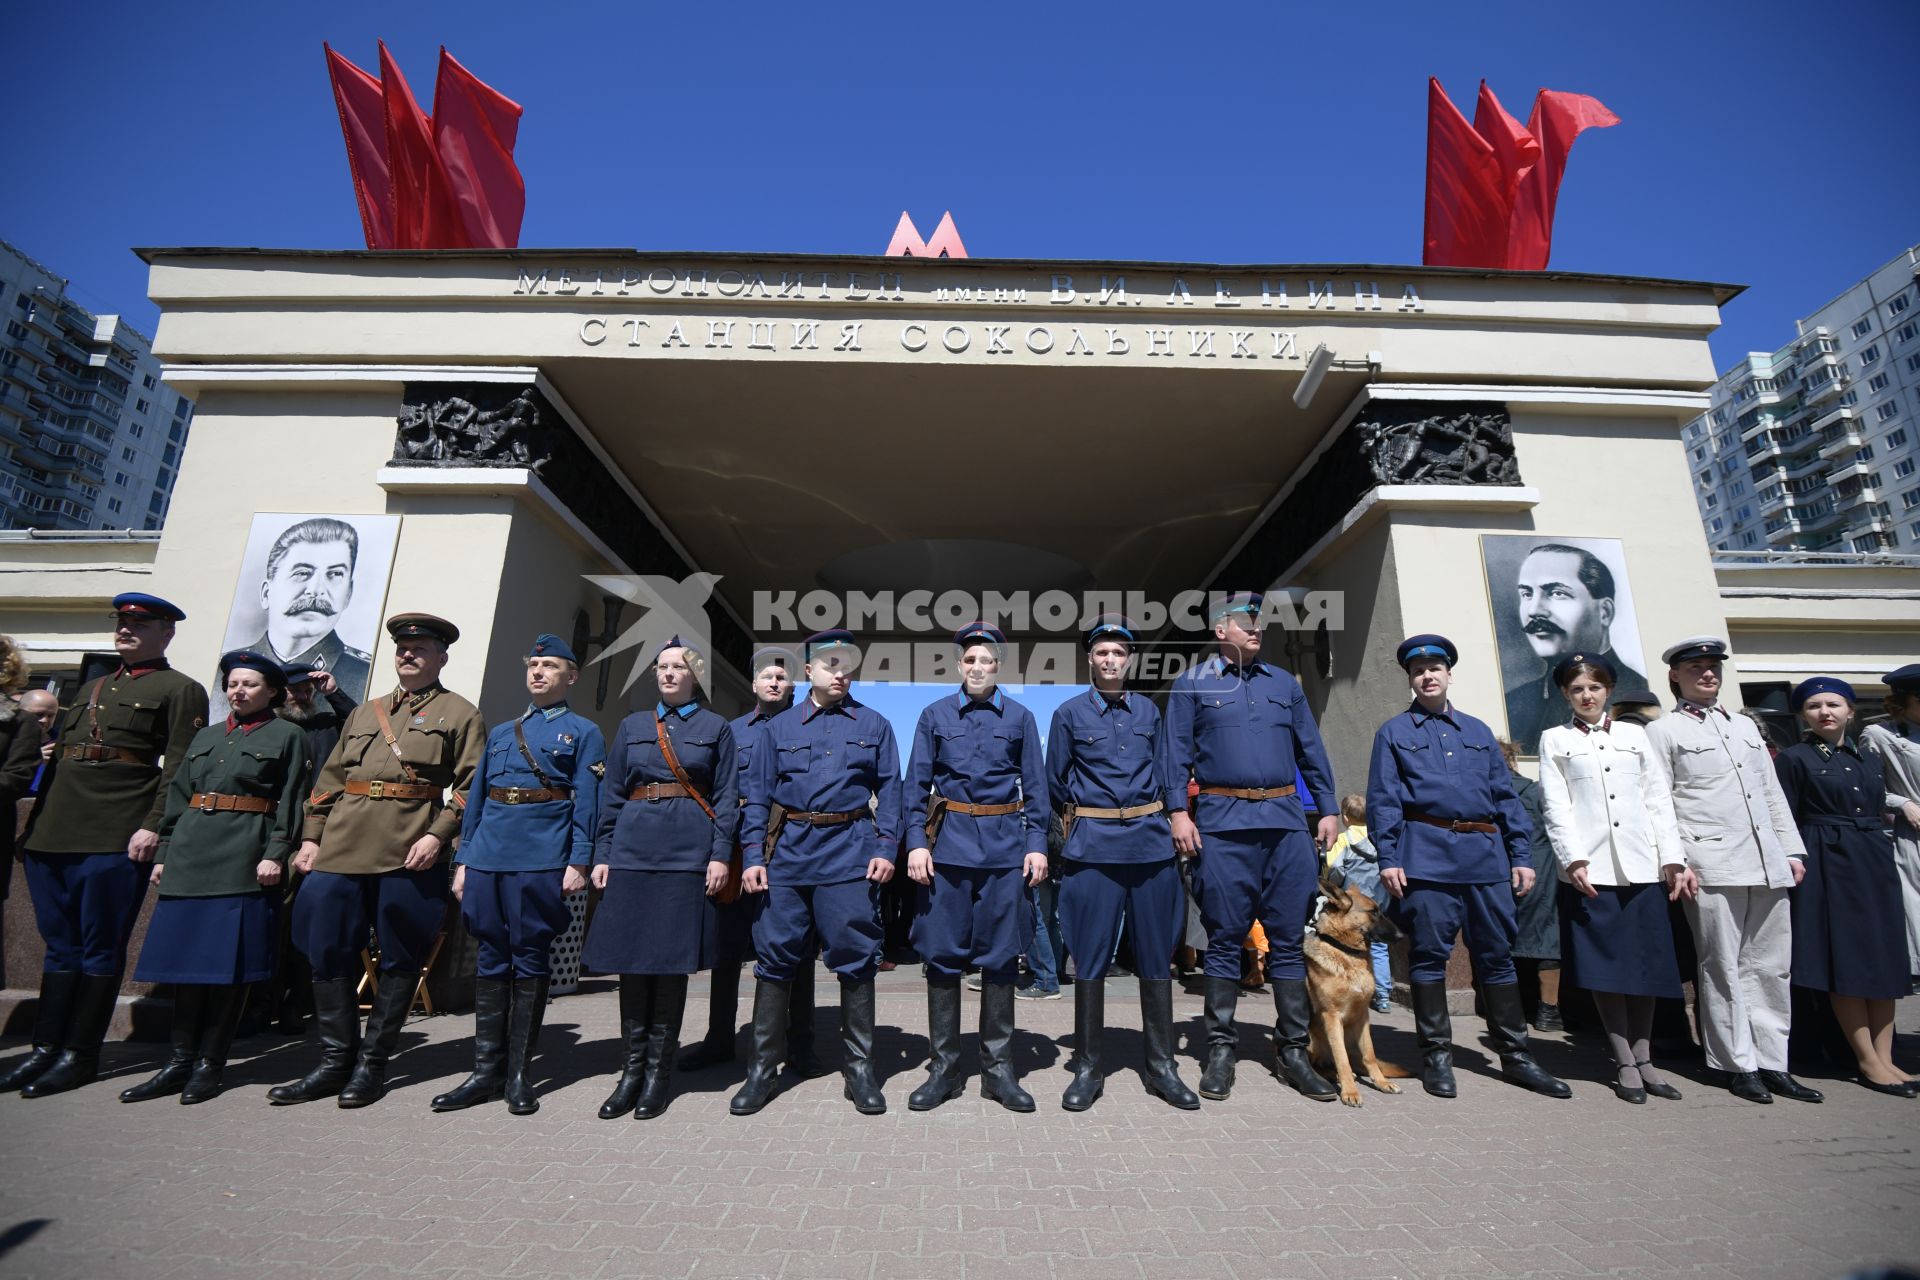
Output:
[1783,449,1829,479]
[1809,405,1858,434]
[1819,426,1866,460]
[1759,489,1789,517]
[1739,411,1779,443]
[1829,460,1873,482]
[1799,500,1846,532]
[1836,485,1881,513]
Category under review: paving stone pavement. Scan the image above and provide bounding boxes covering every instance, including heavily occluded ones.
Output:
[2,970,1918,1280]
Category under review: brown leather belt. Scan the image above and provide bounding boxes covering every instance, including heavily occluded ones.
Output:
[1407,811,1498,835]
[344,778,440,801]
[490,785,571,804]
[1195,783,1296,800]
[786,808,869,826]
[943,799,1023,817]
[188,792,277,815]
[63,744,157,766]
[1069,801,1166,821]
[629,781,692,802]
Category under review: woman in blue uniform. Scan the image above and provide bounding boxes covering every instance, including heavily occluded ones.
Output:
[1774,677,1914,1097]
[123,650,309,1104]
[584,639,737,1120]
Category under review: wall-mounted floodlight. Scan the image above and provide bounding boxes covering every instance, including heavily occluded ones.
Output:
[1293,343,1336,410]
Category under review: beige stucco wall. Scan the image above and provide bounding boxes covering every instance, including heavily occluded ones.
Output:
[1288,519,1406,800]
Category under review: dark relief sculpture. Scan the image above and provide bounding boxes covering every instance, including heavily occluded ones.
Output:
[1211,401,1522,593]
[390,383,749,672]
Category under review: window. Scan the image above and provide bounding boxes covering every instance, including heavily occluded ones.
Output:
[113,471,128,487]
[167,422,183,443]
[1706,493,1719,508]
[1897,459,1916,479]
[142,373,156,389]
[106,497,122,515]
[1693,446,1706,461]
[1904,489,1920,511]
[1890,429,1909,448]
[173,399,189,419]
[5,321,26,341]
[1870,372,1891,393]
[13,293,30,313]
[120,446,135,462]
[135,398,150,414]
[1710,517,1724,533]
[161,444,177,466]
[1900,321,1919,344]
[1857,445,1876,462]
[1736,504,1752,521]
[1892,294,1912,317]
[1861,344,1881,365]
[147,492,165,514]
[1878,402,1902,422]
[1908,354,1920,374]
[1852,318,1874,338]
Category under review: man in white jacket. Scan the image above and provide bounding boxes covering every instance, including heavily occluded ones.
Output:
[1644,636,1822,1105]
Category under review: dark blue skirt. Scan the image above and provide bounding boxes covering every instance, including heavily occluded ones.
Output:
[1791,823,1908,1000]
[134,892,278,985]
[581,869,719,976]
[1558,881,1683,999]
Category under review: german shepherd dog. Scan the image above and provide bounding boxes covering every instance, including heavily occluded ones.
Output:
[1304,875,1412,1107]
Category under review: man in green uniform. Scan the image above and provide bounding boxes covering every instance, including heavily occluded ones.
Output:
[0,592,209,1098]
[268,613,485,1108]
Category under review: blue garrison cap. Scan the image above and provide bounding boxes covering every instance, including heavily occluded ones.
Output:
[954,622,1006,653]
[1083,613,1136,652]
[1396,634,1458,670]
[1551,652,1617,688]
[281,662,320,686]
[113,592,185,622]
[1881,663,1920,696]
[1208,591,1263,624]
[804,628,857,660]
[528,633,577,664]
[1790,676,1856,709]
[219,648,287,688]
[653,634,703,664]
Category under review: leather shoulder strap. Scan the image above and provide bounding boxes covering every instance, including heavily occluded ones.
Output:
[512,718,557,788]
[85,675,108,745]
[655,715,716,820]
[370,699,422,785]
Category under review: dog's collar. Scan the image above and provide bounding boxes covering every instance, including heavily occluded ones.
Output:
[1304,893,1374,958]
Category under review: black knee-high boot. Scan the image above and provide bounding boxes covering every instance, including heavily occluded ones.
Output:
[599,974,651,1119]
[182,984,247,1104]
[505,976,549,1116]
[22,973,119,1098]
[0,970,81,1093]
[269,977,361,1104]
[635,975,687,1119]
[680,960,740,1070]
[433,978,509,1112]
[121,984,203,1103]
[730,978,790,1116]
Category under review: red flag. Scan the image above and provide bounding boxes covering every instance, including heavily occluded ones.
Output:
[1473,82,1541,236]
[1508,90,1620,270]
[323,45,395,249]
[1422,78,1510,268]
[433,49,525,249]
[378,41,465,248]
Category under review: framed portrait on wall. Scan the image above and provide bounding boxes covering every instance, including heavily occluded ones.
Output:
[1480,535,1650,756]
[217,513,402,710]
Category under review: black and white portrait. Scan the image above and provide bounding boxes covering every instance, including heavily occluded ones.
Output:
[220,513,401,705]
[1482,535,1648,755]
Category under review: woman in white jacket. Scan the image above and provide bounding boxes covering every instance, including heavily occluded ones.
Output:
[1538,655,1699,1103]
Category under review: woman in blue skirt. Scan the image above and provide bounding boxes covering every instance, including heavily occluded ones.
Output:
[124,651,309,1103]
[1537,654,1695,1103]
[584,639,737,1120]
[1775,677,1914,1097]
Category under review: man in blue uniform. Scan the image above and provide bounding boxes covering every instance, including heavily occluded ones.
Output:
[902,623,1049,1113]
[1164,592,1339,1103]
[1049,616,1199,1111]
[433,634,605,1115]
[3,593,209,1098]
[1367,634,1569,1099]
[680,646,824,1078]
[733,629,902,1116]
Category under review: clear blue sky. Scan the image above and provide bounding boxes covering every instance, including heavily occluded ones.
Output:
[6,1,1916,367]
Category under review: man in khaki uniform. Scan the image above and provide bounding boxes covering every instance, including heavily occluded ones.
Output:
[1645,636,1822,1105]
[269,613,484,1108]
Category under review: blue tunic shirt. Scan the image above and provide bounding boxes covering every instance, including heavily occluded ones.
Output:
[1047,689,1181,865]
[741,694,902,887]
[457,702,606,872]
[1163,656,1336,833]
[730,700,794,814]
[902,689,1048,869]
[1366,701,1531,885]
[595,700,738,872]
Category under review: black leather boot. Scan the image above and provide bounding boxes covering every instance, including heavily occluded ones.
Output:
[978,981,1034,1112]
[634,975,685,1120]
[505,976,551,1116]
[0,970,81,1093]
[598,974,651,1119]
[1061,978,1104,1111]
[121,984,203,1103]
[432,978,509,1112]
[679,960,739,1071]
[1484,982,1570,1098]
[1410,980,1457,1099]
[1198,975,1240,1101]
[336,968,418,1108]
[1271,979,1338,1101]
[182,984,246,1104]
[269,977,361,1104]
[785,962,828,1078]
[1140,979,1200,1110]
[840,978,887,1115]
[909,977,966,1111]
[729,978,790,1116]
[23,972,119,1098]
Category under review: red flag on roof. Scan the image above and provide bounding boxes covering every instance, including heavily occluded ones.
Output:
[1422,78,1510,269]
[433,48,525,249]
[1507,90,1621,271]
[323,44,396,249]
[378,41,465,248]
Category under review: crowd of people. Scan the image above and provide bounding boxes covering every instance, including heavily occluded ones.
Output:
[0,589,1914,1117]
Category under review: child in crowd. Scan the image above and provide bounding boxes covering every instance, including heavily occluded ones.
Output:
[1325,794,1395,1013]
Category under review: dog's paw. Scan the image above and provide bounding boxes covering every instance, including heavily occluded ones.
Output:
[1340,1085,1363,1107]
[1373,1079,1401,1095]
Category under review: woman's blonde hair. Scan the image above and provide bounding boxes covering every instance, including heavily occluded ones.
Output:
[0,635,27,696]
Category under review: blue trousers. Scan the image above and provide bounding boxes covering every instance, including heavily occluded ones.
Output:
[1059,859,1183,981]
[1391,879,1517,986]
[1025,878,1064,991]
[293,866,449,980]
[461,868,571,979]
[1188,828,1319,981]
[911,864,1033,982]
[24,850,150,977]
[753,880,882,983]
